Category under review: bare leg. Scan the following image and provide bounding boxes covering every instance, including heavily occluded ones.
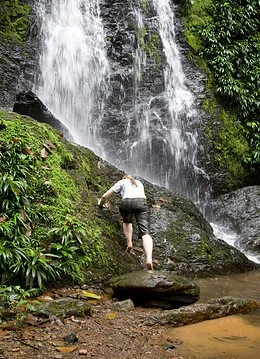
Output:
[123,222,133,251]
[142,234,153,270]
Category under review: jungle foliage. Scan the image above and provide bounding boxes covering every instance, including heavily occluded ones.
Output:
[0,112,106,293]
[181,0,260,185]
[0,0,30,41]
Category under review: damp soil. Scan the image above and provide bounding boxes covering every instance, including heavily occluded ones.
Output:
[0,302,186,359]
[1,298,259,359]
[1,270,259,359]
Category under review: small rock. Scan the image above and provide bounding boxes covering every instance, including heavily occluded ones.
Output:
[63,333,78,344]
[109,299,135,311]
[79,349,88,355]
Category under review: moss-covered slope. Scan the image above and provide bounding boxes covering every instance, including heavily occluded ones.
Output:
[0,109,135,290]
[0,109,258,292]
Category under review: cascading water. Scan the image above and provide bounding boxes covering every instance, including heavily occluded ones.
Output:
[122,0,208,206]
[33,0,258,263]
[34,0,209,209]
[34,0,109,156]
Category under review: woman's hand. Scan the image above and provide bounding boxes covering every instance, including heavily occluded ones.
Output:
[98,198,109,209]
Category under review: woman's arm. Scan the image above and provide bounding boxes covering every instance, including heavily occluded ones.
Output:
[98,188,115,207]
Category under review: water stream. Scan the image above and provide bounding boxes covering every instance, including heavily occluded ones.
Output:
[167,270,260,359]
[34,0,210,209]
[34,0,109,157]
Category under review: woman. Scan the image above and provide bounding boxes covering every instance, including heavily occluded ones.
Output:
[98,174,153,270]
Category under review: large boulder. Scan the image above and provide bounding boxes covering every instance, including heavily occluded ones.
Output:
[13,91,74,141]
[109,270,200,309]
[99,171,259,279]
[209,186,260,261]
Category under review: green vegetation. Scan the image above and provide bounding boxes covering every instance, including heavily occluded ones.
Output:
[0,111,107,294]
[0,0,30,42]
[205,110,249,190]
[181,0,260,189]
[136,26,161,65]
[140,0,149,13]
[0,285,40,322]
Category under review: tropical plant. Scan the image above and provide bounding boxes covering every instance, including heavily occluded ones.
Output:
[11,246,59,289]
[48,216,86,246]
[0,285,40,323]
[0,114,107,293]
[186,0,260,178]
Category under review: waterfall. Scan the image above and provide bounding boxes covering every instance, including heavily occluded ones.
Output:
[33,0,259,262]
[126,0,208,206]
[34,0,210,209]
[103,0,209,208]
[34,0,109,156]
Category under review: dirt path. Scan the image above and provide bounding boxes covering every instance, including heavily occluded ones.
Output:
[0,304,186,359]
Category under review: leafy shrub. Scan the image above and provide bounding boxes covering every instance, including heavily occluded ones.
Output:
[182,0,260,183]
[0,0,30,41]
[0,285,39,323]
[0,113,106,292]
[194,0,260,174]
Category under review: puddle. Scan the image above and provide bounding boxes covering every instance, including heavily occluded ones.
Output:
[164,313,260,359]
[163,270,260,358]
[195,270,260,303]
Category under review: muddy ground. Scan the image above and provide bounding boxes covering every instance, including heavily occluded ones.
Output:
[0,300,188,359]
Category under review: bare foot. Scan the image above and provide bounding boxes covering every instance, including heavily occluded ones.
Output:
[125,246,133,253]
[146,262,153,271]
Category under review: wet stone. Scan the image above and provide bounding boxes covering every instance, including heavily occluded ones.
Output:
[36,297,92,318]
[109,270,200,309]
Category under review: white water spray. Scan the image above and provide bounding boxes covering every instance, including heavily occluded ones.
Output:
[33,0,258,262]
[211,223,260,264]
[34,0,109,155]
[153,0,198,186]
[155,0,196,164]
[115,0,207,206]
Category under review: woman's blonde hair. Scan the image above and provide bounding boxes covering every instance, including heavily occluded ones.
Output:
[123,174,137,187]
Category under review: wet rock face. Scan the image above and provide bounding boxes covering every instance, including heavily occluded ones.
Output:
[0,39,37,110]
[0,0,39,109]
[96,164,259,279]
[99,0,166,160]
[13,91,74,141]
[139,179,259,277]
[109,270,200,309]
[209,186,260,260]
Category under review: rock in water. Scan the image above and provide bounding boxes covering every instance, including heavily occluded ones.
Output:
[109,270,200,309]
[146,297,260,327]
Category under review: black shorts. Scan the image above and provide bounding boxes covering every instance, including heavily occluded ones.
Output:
[119,198,150,237]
